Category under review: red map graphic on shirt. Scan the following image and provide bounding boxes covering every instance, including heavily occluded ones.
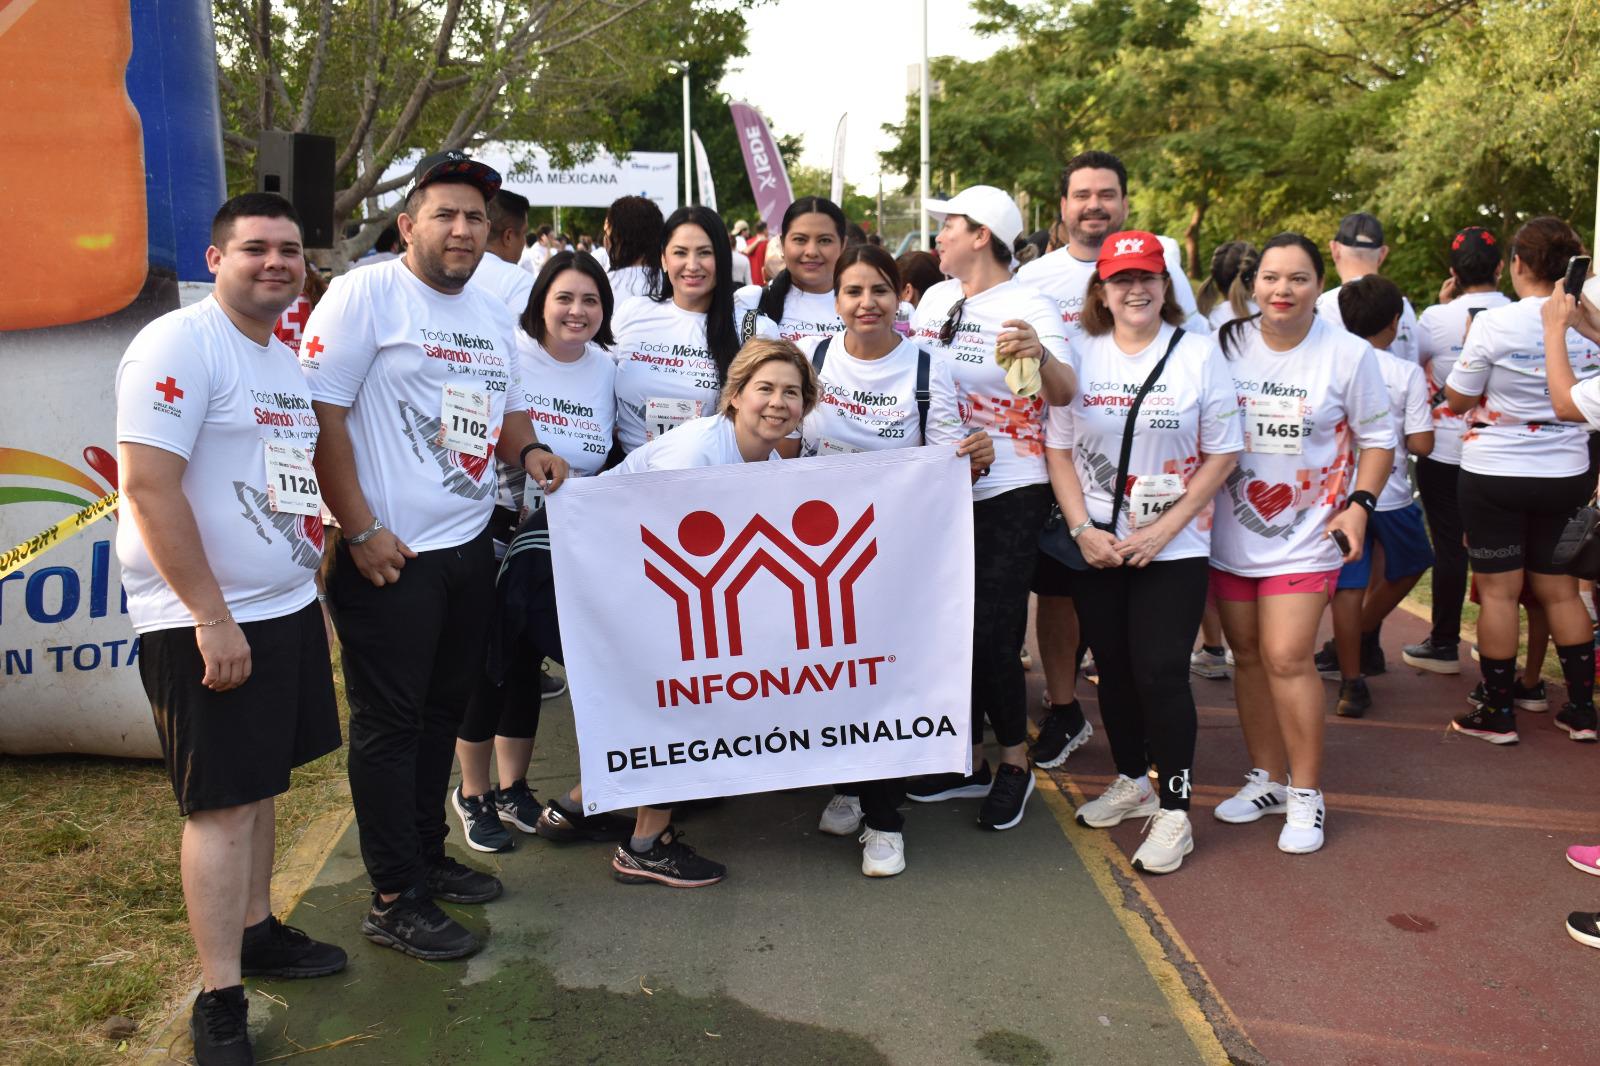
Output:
[231,481,324,570]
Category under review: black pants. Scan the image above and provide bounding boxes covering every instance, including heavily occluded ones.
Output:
[971,484,1054,748]
[329,529,495,895]
[458,640,543,743]
[1071,557,1210,810]
[1415,456,1467,645]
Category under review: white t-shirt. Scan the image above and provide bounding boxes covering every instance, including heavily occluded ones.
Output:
[795,334,963,455]
[1316,283,1421,364]
[1445,296,1600,478]
[908,277,1071,501]
[608,414,777,474]
[1014,235,1208,338]
[497,336,617,513]
[299,258,523,552]
[608,265,656,301]
[1044,325,1243,559]
[734,283,845,343]
[610,296,722,454]
[591,246,611,271]
[1211,317,1397,576]
[519,242,551,275]
[893,300,916,337]
[1371,347,1433,511]
[1416,291,1512,465]
[116,297,322,632]
[729,252,752,287]
[467,252,535,318]
[1206,299,1257,331]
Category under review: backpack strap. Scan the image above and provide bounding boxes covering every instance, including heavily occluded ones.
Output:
[812,335,831,375]
[915,348,932,445]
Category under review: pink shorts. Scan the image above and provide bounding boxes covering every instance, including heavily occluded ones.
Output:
[1209,567,1341,603]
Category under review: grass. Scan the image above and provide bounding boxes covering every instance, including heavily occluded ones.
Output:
[0,670,351,1065]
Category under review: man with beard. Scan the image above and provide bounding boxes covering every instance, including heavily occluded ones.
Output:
[301,151,569,961]
[1015,151,1207,773]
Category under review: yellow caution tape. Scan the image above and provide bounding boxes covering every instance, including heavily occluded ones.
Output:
[0,491,120,577]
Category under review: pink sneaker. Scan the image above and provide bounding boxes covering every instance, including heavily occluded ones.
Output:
[1566,844,1600,876]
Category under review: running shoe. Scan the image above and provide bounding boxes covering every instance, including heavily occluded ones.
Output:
[1019,646,1033,670]
[1189,647,1232,680]
[1566,911,1600,949]
[361,887,479,960]
[1515,680,1550,713]
[1450,704,1518,744]
[540,665,567,699]
[859,828,906,877]
[494,779,542,834]
[1567,844,1600,876]
[1132,809,1193,874]
[451,785,514,853]
[1314,640,1342,681]
[611,827,726,888]
[1212,769,1288,823]
[1032,702,1093,769]
[1401,637,1461,675]
[1278,787,1325,854]
[190,985,252,1066]
[819,793,864,836]
[240,915,347,979]
[906,762,993,802]
[1080,651,1098,684]
[1075,773,1158,828]
[533,801,634,843]
[1336,677,1372,719]
[425,856,503,904]
[977,763,1035,830]
[1555,702,1599,742]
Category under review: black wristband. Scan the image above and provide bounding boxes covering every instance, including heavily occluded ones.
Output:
[1345,490,1377,515]
[519,441,552,466]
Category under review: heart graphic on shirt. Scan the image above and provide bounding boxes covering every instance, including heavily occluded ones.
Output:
[1244,480,1295,522]
[455,450,490,482]
[301,514,325,551]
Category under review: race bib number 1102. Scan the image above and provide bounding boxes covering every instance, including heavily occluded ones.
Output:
[439,384,492,455]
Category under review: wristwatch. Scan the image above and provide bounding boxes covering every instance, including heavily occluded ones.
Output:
[1068,519,1095,540]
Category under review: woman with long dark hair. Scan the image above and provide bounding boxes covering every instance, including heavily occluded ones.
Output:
[603,195,664,301]
[735,196,848,343]
[611,206,740,454]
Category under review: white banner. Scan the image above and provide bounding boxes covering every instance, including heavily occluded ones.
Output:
[379,143,680,212]
[547,448,975,813]
[830,113,847,205]
[691,130,717,211]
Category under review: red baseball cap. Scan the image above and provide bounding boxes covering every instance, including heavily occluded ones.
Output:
[1096,231,1166,279]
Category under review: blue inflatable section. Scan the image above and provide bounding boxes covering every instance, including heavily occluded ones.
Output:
[126,0,227,281]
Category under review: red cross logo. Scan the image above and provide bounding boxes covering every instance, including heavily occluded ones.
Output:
[303,335,325,360]
[155,377,184,403]
[283,297,311,335]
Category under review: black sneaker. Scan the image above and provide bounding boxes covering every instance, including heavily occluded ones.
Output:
[535,801,635,843]
[240,915,347,979]
[1314,640,1341,681]
[977,763,1036,831]
[361,887,478,960]
[1360,636,1387,677]
[1032,703,1094,769]
[611,827,726,887]
[1555,702,1599,742]
[1336,677,1372,718]
[906,762,993,802]
[1450,704,1518,745]
[540,663,567,699]
[190,985,253,1066]
[1514,680,1550,713]
[1402,637,1460,675]
[425,855,502,904]
[451,785,514,853]
[494,779,542,834]
[1566,911,1600,949]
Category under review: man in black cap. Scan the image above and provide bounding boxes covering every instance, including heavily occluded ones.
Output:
[301,149,569,961]
[1317,211,1421,364]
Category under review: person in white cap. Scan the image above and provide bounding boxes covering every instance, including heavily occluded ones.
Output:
[903,184,1074,832]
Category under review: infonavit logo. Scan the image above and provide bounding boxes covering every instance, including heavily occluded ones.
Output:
[641,500,877,662]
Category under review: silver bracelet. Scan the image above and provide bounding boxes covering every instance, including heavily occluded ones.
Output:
[347,518,384,546]
[1068,519,1095,540]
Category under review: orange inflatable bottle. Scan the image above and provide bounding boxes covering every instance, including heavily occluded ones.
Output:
[0,0,147,331]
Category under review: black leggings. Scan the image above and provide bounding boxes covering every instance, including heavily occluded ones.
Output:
[1071,556,1210,810]
[458,646,543,743]
[1415,456,1468,645]
[971,484,1054,748]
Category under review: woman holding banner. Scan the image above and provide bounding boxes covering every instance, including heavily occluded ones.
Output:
[795,243,995,876]
[904,185,1075,832]
[611,207,742,455]
[1044,232,1243,874]
[734,197,848,344]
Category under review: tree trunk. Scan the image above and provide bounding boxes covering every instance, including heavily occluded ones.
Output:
[1184,195,1208,279]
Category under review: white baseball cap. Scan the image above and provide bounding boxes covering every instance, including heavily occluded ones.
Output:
[923,185,1024,250]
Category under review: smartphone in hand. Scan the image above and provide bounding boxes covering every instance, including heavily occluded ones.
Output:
[1566,255,1593,298]
[1329,529,1351,556]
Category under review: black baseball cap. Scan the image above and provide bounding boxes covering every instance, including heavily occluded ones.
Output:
[1334,212,1384,248]
[408,150,501,203]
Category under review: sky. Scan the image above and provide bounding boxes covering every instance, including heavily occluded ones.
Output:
[717,0,1009,189]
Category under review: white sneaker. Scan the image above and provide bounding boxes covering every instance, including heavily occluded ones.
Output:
[1189,648,1232,679]
[1131,809,1194,874]
[1278,787,1326,854]
[1075,774,1158,828]
[819,793,864,836]
[1212,768,1288,823]
[860,828,905,876]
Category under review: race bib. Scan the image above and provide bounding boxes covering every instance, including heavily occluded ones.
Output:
[645,397,700,441]
[1246,396,1304,455]
[1129,474,1184,530]
[519,481,546,522]
[438,384,492,455]
[817,437,865,457]
[263,441,321,516]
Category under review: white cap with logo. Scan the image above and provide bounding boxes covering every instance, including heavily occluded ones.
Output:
[923,185,1024,249]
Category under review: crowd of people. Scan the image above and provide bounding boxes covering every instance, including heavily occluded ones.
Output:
[112,145,1600,1064]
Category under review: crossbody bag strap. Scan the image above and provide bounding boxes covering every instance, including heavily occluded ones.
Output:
[1106,327,1185,531]
[812,335,831,374]
[915,348,932,444]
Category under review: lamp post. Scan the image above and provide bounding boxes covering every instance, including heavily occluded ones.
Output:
[668,60,692,208]
[918,0,930,252]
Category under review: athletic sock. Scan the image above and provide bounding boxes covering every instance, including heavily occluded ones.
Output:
[554,793,581,816]
[1052,698,1086,733]
[1201,644,1225,656]
[1480,656,1517,711]
[1557,642,1596,708]
[629,832,659,854]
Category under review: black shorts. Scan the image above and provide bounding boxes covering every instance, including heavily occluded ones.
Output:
[139,600,341,815]
[1458,469,1595,576]
[1031,546,1076,597]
